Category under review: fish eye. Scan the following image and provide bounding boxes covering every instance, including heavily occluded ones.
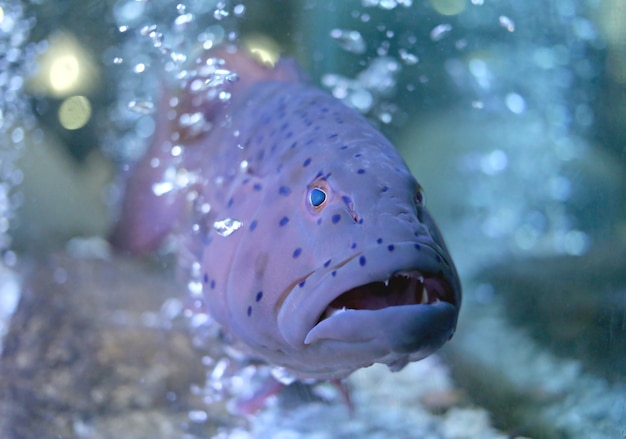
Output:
[308,187,327,209]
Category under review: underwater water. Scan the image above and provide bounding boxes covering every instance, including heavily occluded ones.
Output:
[0,0,625,438]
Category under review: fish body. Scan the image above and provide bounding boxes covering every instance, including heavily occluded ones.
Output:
[112,46,461,379]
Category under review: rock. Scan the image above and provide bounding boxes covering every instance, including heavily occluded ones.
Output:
[0,253,223,438]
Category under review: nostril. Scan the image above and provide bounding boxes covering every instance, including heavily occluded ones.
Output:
[341,195,360,223]
[413,185,426,208]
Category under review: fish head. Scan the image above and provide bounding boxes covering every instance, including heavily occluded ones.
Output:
[217,122,461,379]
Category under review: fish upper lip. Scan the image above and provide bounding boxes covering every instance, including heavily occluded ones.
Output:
[276,241,460,349]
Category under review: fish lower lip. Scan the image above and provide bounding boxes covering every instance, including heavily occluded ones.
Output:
[314,271,454,326]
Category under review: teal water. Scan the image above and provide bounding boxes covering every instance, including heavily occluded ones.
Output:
[0,1,624,438]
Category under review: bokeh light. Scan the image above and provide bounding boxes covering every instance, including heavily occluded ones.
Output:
[27,32,100,98]
[430,0,466,16]
[58,95,92,130]
[242,34,280,66]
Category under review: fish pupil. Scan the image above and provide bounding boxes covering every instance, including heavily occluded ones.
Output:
[309,188,327,207]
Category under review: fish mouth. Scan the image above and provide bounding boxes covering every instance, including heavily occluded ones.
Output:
[315,270,453,325]
[277,240,461,367]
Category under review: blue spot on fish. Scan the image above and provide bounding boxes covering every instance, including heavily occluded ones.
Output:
[299,280,306,288]
[359,255,366,266]
[247,306,252,317]
[253,183,262,191]
[203,273,208,283]
[387,244,395,252]
[210,280,216,289]
[256,291,263,302]
[324,259,331,267]
[279,216,289,226]
[357,169,365,174]
[249,220,258,231]
[377,238,383,244]
[331,271,337,277]
[351,242,357,249]
[227,197,234,208]
[279,186,291,196]
[293,248,302,258]
[415,243,421,251]
[332,214,341,224]
[303,158,312,167]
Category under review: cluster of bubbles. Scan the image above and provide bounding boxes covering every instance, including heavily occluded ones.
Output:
[446,0,604,260]
[321,11,421,125]
[105,0,242,165]
[107,0,276,423]
[0,1,38,352]
[0,2,35,259]
[318,0,607,263]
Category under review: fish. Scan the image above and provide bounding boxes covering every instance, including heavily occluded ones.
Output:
[111,45,462,380]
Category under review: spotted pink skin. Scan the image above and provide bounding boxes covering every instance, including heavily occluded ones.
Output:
[112,46,461,379]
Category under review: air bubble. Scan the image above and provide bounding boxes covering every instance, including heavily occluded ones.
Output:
[398,48,419,65]
[188,410,208,423]
[173,13,194,28]
[361,0,413,9]
[213,8,229,20]
[234,4,246,16]
[213,218,243,237]
[499,15,515,32]
[330,29,366,54]
[133,63,146,74]
[152,181,175,196]
[430,24,452,41]
[505,92,526,114]
[127,100,155,114]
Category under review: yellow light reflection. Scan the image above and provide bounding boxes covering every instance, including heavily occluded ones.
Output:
[0,7,4,24]
[430,0,466,16]
[58,95,92,130]
[27,32,100,98]
[50,54,81,94]
[242,34,280,66]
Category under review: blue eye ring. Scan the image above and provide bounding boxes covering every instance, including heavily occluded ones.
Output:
[308,187,327,209]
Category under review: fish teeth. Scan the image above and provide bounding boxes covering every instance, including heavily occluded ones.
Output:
[420,286,429,304]
[384,279,389,287]
[323,306,347,320]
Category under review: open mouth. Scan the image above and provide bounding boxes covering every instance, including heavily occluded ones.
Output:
[316,271,454,324]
